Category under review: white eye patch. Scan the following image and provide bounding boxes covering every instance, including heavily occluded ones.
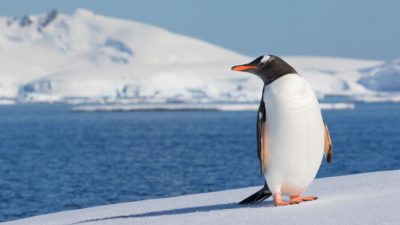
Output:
[260,55,271,63]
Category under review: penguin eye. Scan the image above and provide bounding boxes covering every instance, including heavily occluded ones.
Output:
[259,61,267,67]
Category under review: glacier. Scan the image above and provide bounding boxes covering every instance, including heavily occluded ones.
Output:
[0,9,399,104]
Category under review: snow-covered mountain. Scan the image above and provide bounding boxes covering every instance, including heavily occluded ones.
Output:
[0,9,399,104]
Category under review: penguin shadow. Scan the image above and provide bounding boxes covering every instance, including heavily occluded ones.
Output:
[72,201,274,224]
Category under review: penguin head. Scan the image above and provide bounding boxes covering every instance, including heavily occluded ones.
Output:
[231,55,297,84]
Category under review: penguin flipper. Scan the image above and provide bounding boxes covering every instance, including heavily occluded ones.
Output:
[240,88,271,205]
[239,182,272,204]
[323,120,333,163]
[257,95,267,174]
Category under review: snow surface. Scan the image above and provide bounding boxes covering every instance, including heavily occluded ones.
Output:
[2,170,399,225]
[71,103,355,112]
[1,9,400,103]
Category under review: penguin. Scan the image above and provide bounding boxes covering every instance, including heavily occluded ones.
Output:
[231,55,333,206]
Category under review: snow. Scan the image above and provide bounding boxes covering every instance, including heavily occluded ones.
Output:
[0,9,400,103]
[71,104,259,112]
[0,99,15,105]
[319,103,355,110]
[0,8,250,102]
[358,59,400,92]
[70,103,355,112]
[2,170,399,225]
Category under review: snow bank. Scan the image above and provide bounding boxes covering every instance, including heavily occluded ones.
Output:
[0,99,15,105]
[3,170,399,225]
[71,103,355,112]
[319,103,355,110]
[70,104,259,112]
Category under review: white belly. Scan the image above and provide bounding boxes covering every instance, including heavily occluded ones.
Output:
[263,74,324,196]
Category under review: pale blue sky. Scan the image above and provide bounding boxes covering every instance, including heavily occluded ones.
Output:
[1,0,399,60]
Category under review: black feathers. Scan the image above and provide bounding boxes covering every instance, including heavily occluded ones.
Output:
[239,183,272,204]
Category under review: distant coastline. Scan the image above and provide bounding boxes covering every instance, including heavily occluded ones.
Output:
[69,103,355,112]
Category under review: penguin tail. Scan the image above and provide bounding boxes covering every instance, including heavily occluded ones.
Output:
[239,185,272,205]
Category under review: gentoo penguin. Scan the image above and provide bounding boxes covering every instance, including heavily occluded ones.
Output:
[231,55,333,206]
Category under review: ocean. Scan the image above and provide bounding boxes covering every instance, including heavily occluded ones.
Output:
[0,103,399,222]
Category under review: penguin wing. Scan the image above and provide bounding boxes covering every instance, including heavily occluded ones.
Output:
[238,93,273,205]
[257,99,267,173]
[323,120,333,163]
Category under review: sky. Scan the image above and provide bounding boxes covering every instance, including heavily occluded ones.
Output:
[1,0,399,60]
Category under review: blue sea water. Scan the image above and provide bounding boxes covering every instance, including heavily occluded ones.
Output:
[0,103,399,222]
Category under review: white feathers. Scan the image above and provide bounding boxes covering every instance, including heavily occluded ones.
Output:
[263,74,324,195]
[260,55,271,63]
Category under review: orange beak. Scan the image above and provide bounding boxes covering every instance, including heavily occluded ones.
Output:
[231,65,257,71]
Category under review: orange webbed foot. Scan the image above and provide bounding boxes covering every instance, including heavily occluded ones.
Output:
[273,193,300,207]
[301,196,318,201]
[290,195,318,203]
